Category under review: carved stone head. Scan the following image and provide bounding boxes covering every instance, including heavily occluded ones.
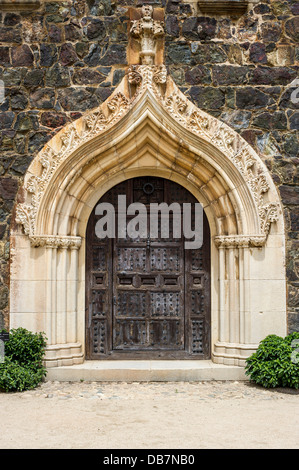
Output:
[141,4,153,20]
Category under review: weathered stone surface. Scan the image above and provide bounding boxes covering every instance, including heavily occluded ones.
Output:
[24,69,44,88]
[249,42,267,64]
[236,87,271,109]
[112,68,125,86]
[290,207,299,232]
[0,285,9,310]
[0,224,6,240]
[188,86,225,110]
[260,22,282,43]
[212,65,249,85]
[83,44,103,66]
[249,66,297,86]
[185,65,211,85]
[14,112,39,131]
[88,0,113,16]
[252,111,288,130]
[0,112,15,130]
[165,15,179,37]
[40,111,69,129]
[0,177,18,200]
[0,26,22,43]
[191,44,227,64]
[4,13,21,27]
[47,24,63,43]
[221,110,252,129]
[59,43,78,66]
[45,64,71,87]
[40,44,58,67]
[11,45,34,67]
[57,87,100,111]
[10,155,32,175]
[285,17,299,42]
[10,89,29,110]
[0,46,9,66]
[279,88,299,110]
[182,17,217,41]
[283,134,299,158]
[72,68,106,85]
[28,131,51,154]
[279,185,299,205]
[289,112,299,131]
[99,44,127,66]
[166,42,192,65]
[85,18,106,41]
[65,22,82,42]
[29,88,56,109]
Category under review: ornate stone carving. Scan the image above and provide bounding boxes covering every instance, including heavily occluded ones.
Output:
[165,93,188,117]
[16,91,129,238]
[259,203,280,235]
[233,148,255,179]
[214,235,266,248]
[15,22,280,245]
[189,110,210,137]
[211,125,236,157]
[107,92,129,120]
[130,4,164,65]
[128,65,143,86]
[29,235,82,249]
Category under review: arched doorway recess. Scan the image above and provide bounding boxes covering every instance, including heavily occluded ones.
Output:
[10,63,286,369]
[85,176,211,360]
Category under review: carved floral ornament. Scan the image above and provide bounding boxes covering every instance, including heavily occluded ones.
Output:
[15,6,280,250]
[130,4,164,65]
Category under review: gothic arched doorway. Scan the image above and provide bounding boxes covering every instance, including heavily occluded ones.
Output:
[85,177,211,360]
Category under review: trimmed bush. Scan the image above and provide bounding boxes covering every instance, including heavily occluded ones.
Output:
[0,328,47,392]
[245,332,299,389]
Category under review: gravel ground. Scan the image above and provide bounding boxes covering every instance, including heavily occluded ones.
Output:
[0,380,298,449]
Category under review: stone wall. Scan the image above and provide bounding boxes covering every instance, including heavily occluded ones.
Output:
[0,0,298,331]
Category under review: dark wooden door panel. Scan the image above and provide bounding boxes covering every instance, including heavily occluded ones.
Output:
[86,176,211,359]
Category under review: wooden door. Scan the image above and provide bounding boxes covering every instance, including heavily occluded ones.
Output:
[85,177,210,359]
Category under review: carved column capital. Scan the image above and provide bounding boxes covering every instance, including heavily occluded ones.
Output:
[214,235,266,248]
[29,235,82,250]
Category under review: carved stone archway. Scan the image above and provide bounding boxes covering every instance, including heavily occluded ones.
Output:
[10,6,286,369]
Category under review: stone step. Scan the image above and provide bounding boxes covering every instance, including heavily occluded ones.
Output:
[46,360,247,382]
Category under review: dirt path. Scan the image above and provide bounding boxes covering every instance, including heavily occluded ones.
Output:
[0,380,298,449]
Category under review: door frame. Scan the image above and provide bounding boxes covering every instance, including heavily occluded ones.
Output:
[85,177,211,360]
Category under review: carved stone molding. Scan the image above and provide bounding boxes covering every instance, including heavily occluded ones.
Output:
[44,342,84,367]
[15,13,280,246]
[197,0,251,16]
[29,235,82,249]
[214,235,266,248]
[15,90,130,238]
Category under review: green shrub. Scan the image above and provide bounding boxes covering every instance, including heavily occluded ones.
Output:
[0,328,47,392]
[245,332,299,389]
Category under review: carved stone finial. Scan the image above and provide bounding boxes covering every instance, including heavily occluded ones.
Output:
[130,4,164,65]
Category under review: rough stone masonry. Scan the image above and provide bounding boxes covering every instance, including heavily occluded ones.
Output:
[0,0,298,331]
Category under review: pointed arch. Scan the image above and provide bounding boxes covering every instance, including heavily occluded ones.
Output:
[10,66,286,368]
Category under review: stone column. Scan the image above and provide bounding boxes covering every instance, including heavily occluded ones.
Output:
[56,246,68,344]
[31,235,84,367]
[67,246,79,344]
[213,235,261,366]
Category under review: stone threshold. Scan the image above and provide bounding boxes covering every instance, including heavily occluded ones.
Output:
[46,360,247,382]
